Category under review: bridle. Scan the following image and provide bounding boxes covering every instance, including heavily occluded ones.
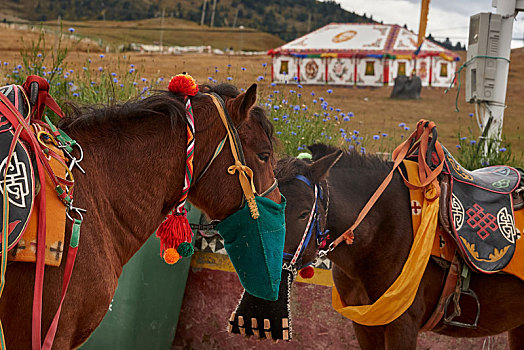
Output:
[282,175,329,270]
[189,92,278,225]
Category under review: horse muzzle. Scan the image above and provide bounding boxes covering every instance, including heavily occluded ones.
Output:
[216,194,286,301]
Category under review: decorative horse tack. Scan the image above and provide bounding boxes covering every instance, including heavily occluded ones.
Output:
[156,74,263,265]
[0,76,85,350]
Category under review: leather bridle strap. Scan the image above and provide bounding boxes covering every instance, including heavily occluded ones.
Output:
[207,93,259,219]
[328,120,445,252]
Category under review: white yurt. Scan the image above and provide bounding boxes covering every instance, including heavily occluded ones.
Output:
[268,23,460,87]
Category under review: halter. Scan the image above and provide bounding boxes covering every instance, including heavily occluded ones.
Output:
[192,92,278,210]
[282,175,329,270]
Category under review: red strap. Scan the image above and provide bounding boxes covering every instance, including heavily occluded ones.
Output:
[331,120,445,249]
[42,244,78,348]
[22,76,65,120]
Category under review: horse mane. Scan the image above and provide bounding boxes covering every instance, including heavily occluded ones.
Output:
[58,83,273,141]
[275,157,311,184]
[308,143,392,171]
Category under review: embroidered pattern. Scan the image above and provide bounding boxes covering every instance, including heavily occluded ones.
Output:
[497,207,517,243]
[451,193,464,230]
[0,152,30,208]
[466,203,498,240]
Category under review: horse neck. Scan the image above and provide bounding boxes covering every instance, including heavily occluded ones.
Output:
[68,118,187,267]
[326,166,414,296]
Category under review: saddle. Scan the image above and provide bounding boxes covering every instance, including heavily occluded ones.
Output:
[0,84,36,253]
[438,147,522,273]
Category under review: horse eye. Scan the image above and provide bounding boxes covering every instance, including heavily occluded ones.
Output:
[298,211,309,220]
[257,152,270,162]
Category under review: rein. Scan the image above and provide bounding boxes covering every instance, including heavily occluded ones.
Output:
[320,120,445,256]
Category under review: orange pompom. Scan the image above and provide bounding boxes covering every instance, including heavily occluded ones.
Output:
[163,248,180,264]
[299,266,315,279]
[168,73,199,96]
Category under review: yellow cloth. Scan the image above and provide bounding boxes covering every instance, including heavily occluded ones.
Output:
[7,145,67,267]
[332,160,439,325]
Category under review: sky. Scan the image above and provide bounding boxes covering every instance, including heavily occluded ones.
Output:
[334,0,524,48]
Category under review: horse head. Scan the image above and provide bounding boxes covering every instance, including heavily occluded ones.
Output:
[227,149,341,340]
[188,83,281,221]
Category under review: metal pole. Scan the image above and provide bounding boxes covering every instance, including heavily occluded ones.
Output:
[480,0,517,151]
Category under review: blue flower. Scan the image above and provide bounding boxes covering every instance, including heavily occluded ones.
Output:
[290,90,296,94]
[404,126,410,131]
[130,64,135,68]
[291,131,297,135]
[460,136,467,140]
[343,116,350,121]
[282,115,288,120]
[257,76,264,81]
[227,77,233,81]
[470,140,477,145]
[399,122,406,128]
[293,76,298,81]
[111,72,117,76]
[469,113,474,117]
[339,128,345,132]
[361,147,366,154]
[349,112,354,117]
[298,146,304,151]
[83,67,88,71]
[73,92,79,97]
[3,62,7,66]
[68,27,75,33]
[297,93,302,98]
[319,97,324,102]
[294,105,300,111]
[274,105,280,110]
[98,67,103,72]
[499,147,507,152]
[113,78,118,83]
[241,67,246,71]
[298,84,303,89]
[327,89,333,94]
[336,108,341,112]
[382,133,388,137]
[373,135,380,140]
[37,53,42,57]
[17,65,22,69]
[348,145,355,150]
[276,131,282,135]
[262,63,267,67]
[354,130,359,135]
[100,54,104,58]
[456,145,461,149]
[271,82,276,87]
[311,92,315,96]
[274,90,280,94]
[129,68,135,73]
[273,117,279,121]
[132,82,137,86]
[141,77,147,82]
[312,99,317,104]
[208,77,213,81]
[227,64,231,68]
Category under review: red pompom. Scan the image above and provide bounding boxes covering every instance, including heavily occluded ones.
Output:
[299,266,315,279]
[168,74,199,96]
[156,212,193,264]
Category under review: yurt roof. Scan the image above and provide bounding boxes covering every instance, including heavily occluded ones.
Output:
[269,23,460,60]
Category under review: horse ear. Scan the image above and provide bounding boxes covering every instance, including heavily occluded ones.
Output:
[308,143,338,161]
[231,84,257,124]
[309,150,343,183]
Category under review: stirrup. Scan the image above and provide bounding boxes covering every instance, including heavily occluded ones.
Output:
[443,288,480,328]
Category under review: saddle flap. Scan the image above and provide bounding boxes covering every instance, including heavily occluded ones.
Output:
[0,85,36,253]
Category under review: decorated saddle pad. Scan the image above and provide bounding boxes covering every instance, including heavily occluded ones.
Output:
[0,85,35,253]
[404,160,524,281]
[442,149,521,273]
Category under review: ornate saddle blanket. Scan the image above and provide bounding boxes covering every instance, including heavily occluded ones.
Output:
[0,84,67,267]
[441,148,521,273]
[404,160,524,281]
[0,85,35,253]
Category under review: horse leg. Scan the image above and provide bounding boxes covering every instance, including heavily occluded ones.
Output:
[508,324,524,350]
[384,317,419,350]
[352,323,386,350]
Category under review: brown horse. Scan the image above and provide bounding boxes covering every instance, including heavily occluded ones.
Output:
[0,83,281,349]
[273,144,524,349]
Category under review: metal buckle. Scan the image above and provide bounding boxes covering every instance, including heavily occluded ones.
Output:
[443,288,480,329]
[61,143,86,174]
[66,205,87,222]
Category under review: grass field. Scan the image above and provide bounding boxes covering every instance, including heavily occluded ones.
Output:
[1,24,523,163]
